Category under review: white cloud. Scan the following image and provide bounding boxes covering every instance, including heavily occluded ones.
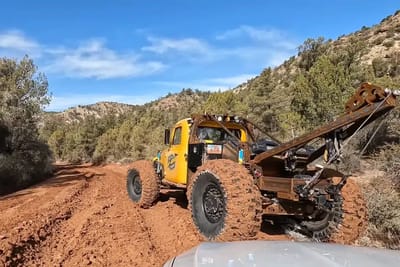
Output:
[0,27,298,82]
[142,26,298,67]
[0,30,41,57]
[216,25,298,50]
[0,30,39,50]
[142,36,210,55]
[47,93,158,111]
[217,26,277,41]
[0,31,165,79]
[44,40,166,79]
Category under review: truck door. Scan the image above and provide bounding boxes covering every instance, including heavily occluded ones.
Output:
[164,121,189,185]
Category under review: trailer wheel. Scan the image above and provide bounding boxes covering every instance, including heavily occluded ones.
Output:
[188,159,262,241]
[127,160,160,208]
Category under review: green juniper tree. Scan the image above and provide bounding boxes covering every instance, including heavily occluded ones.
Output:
[0,56,52,194]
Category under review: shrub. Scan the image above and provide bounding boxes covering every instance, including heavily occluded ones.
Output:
[378,144,400,189]
[383,40,395,48]
[358,144,400,249]
[0,57,52,195]
[361,26,369,31]
[380,15,392,24]
[0,142,52,195]
[386,30,395,38]
[372,36,385,45]
[372,58,388,77]
[339,151,361,174]
[360,177,400,249]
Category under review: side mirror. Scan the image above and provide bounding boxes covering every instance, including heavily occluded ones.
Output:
[164,129,170,145]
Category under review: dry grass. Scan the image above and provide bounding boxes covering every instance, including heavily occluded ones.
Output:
[356,145,400,249]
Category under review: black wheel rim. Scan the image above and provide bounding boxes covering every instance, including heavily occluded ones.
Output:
[132,175,142,196]
[202,183,225,224]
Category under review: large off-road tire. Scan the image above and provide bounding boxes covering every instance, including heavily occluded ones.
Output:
[127,160,160,209]
[330,178,367,244]
[300,193,344,241]
[299,178,367,243]
[188,159,262,241]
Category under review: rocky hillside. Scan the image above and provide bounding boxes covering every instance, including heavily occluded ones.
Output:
[230,10,400,138]
[148,89,210,111]
[47,101,137,124]
[348,11,400,64]
[47,89,211,124]
[242,10,399,87]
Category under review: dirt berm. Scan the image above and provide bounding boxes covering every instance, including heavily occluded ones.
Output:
[0,164,366,266]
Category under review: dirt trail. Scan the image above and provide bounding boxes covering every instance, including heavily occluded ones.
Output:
[0,164,365,266]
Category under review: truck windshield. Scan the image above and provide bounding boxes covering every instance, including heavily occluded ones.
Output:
[197,126,241,142]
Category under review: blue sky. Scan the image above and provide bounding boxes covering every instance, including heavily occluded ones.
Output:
[0,1,398,111]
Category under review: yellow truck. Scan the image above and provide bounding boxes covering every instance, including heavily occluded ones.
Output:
[127,83,399,241]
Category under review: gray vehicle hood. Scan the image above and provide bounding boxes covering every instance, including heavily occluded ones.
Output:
[164,241,400,267]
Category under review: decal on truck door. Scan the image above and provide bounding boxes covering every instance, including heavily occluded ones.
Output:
[167,154,176,170]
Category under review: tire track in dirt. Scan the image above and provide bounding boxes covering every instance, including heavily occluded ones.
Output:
[103,166,198,265]
[36,171,111,266]
[0,170,92,266]
[24,166,162,266]
[98,167,164,266]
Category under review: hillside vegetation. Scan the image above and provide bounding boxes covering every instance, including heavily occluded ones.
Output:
[43,10,400,163]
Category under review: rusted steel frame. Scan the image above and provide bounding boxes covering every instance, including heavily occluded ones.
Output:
[263,202,300,215]
[263,199,314,215]
[340,108,391,140]
[257,176,303,199]
[306,107,393,164]
[345,83,387,112]
[258,175,328,201]
[252,101,395,164]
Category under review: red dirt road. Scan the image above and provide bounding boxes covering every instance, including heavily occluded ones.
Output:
[0,164,365,266]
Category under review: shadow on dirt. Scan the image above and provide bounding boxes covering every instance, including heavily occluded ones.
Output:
[159,190,188,209]
[260,220,287,235]
[0,190,36,201]
[157,191,289,238]
[0,165,105,200]
[41,172,105,188]
[53,164,93,171]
